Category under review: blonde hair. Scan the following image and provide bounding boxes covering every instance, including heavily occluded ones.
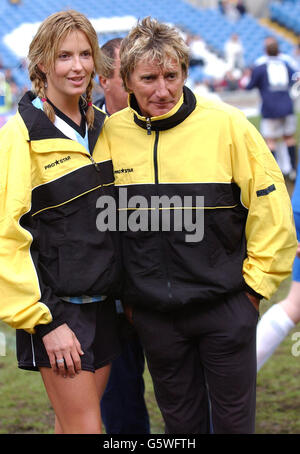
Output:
[120,17,189,92]
[28,10,112,128]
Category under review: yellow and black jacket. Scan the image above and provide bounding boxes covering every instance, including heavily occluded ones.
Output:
[102,86,297,312]
[0,91,119,334]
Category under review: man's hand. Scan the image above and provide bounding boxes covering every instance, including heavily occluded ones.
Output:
[42,323,84,378]
[123,304,133,325]
[245,292,260,312]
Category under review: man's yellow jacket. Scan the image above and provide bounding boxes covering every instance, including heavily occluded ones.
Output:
[101,86,297,311]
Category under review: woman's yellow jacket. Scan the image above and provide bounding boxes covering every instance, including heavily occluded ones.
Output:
[0,92,119,334]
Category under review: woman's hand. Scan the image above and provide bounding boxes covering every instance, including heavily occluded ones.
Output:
[42,323,84,378]
[296,242,300,258]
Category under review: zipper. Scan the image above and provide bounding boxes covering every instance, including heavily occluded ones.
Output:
[153,131,159,184]
[146,117,152,135]
[149,125,173,300]
[147,117,159,184]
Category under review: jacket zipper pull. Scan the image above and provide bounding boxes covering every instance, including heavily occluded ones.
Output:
[146,117,152,135]
[89,155,100,172]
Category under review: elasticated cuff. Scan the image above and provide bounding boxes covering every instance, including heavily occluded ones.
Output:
[244,283,264,300]
[35,317,66,338]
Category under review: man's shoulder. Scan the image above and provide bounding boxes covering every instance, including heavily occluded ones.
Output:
[194,93,245,120]
[254,55,268,67]
[254,54,295,70]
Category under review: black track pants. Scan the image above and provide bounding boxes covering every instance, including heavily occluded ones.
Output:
[132,291,259,434]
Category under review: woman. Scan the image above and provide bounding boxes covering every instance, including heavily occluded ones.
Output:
[0,10,120,433]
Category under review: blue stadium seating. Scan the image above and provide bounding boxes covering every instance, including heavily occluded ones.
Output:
[0,0,295,89]
[270,1,300,35]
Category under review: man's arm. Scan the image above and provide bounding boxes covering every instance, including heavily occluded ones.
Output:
[230,112,297,300]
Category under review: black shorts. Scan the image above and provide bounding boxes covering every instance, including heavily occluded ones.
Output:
[16,298,121,373]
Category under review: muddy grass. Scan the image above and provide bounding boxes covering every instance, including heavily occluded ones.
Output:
[0,275,299,434]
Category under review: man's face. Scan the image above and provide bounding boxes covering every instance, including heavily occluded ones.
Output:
[127,58,185,118]
[100,48,128,113]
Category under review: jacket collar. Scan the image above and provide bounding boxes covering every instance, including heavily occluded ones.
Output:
[18,91,105,155]
[130,86,197,133]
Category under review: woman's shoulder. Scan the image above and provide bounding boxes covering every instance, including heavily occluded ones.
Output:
[0,112,25,140]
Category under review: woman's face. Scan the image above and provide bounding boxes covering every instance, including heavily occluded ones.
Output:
[40,30,94,104]
[127,57,185,118]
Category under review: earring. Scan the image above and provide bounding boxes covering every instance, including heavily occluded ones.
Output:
[44,81,48,88]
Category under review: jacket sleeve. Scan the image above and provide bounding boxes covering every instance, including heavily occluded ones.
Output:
[0,117,64,335]
[229,110,297,300]
[245,65,261,90]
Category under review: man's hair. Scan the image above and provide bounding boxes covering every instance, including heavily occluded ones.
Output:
[101,37,123,78]
[119,16,189,92]
[265,37,279,57]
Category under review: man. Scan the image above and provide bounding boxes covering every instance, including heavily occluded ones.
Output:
[224,33,245,71]
[95,38,150,435]
[244,36,298,181]
[94,38,128,115]
[100,18,297,434]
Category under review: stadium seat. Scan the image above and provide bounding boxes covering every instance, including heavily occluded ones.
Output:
[0,0,295,91]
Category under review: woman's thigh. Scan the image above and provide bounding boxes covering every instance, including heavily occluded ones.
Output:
[40,368,102,434]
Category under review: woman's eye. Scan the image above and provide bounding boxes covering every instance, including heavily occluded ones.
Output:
[58,53,69,60]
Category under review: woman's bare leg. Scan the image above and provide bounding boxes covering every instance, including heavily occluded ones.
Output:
[40,367,102,434]
[95,363,111,399]
[95,363,111,432]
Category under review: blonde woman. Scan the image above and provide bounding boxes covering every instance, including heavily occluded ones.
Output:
[0,10,120,433]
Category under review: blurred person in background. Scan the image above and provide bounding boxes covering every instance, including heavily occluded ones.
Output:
[236,0,247,16]
[0,70,13,113]
[186,34,206,68]
[95,38,128,114]
[95,37,150,435]
[224,33,245,72]
[243,36,298,181]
